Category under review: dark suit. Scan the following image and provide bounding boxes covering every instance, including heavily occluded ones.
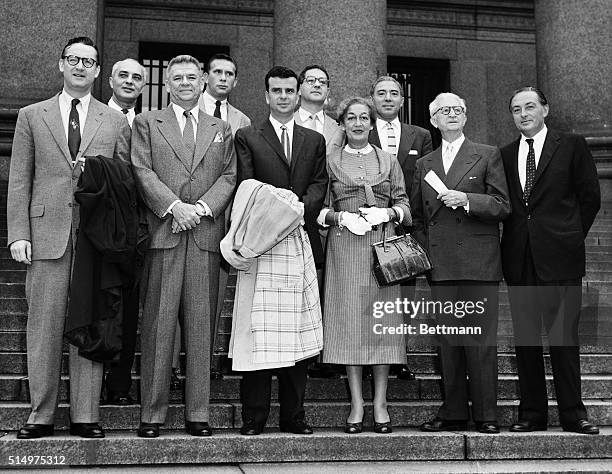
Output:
[501,129,600,426]
[234,119,327,427]
[131,106,236,424]
[411,138,510,422]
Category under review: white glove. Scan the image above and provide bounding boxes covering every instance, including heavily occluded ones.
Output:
[358,207,390,226]
[340,212,372,235]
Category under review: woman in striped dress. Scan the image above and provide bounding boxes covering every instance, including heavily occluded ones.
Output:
[317,97,411,434]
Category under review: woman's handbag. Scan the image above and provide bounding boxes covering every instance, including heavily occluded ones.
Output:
[372,223,432,286]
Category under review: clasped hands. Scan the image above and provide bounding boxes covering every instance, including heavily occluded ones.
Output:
[171,202,208,234]
[340,207,390,235]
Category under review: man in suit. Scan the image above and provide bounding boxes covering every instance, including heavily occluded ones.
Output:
[131,54,236,438]
[369,75,433,381]
[412,92,510,434]
[7,36,131,439]
[103,58,147,405]
[501,87,600,435]
[234,66,327,435]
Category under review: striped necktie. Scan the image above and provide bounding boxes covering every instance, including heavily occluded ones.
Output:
[386,122,397,156]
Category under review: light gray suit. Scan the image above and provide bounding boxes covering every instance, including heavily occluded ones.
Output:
[131,106,236,424]
[7,94,131,424]
[294,110,340,154]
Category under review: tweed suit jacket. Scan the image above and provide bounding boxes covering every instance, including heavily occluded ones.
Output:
[294,110,340,153]
[7,94,131,260]
[500,129,600,283]
[369,123,432,195]
[411,138,510,282]
[131,106,237,252]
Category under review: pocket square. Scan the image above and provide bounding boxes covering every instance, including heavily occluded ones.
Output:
[409,149,418,155]
[469,176,478,180]
[214,132,224,143]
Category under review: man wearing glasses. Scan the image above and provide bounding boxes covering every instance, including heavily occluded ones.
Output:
[7,36,131,439]
[411,92,510,434]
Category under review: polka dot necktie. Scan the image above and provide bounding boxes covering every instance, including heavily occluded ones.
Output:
[523,138,536,202]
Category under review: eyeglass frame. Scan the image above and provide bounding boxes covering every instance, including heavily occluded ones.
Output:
[303,76,329,87]
[433,106,465,116]
[62,55,98,69]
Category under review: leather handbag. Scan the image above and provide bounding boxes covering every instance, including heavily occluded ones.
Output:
[372,222,432,286]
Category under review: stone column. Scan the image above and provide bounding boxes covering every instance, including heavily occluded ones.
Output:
[534,0,611,156]
[273,0,387,113]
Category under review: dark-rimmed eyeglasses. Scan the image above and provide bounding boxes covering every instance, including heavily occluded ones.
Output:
[62,55,97,68]
[434,106,465,116]
[304,76,329,87]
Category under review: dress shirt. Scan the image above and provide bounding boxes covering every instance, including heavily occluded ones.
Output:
[298,107,324,135]
[269,115,294,154]
[518,125,547,190]
[201,90,227,121]
[107,97,135,127]
[441,134,465,174]
[59,90,91,142]
[375,117,401,154]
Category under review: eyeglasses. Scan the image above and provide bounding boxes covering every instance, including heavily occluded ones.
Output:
[304,76,329,87]
[433,106,465,116]
[62,55,97,68]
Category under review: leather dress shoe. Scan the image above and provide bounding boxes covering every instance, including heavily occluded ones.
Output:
[420,418,467,432]
[137,422,160,438]
[106,392,134,405]
[70,422,105,438]
[509,420,547,432]
[170,368,182,390]
[374,421,393,434]
[477,422,500,434]
[392,365,416,381]
[562,419,599,435]
[186,421,212,436]
[17,424,54,439]
[279,420,313,434]
[239,420,263,436]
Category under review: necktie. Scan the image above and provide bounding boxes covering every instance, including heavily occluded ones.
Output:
[307,115,316,131]
[214,100,222,119]
[386,122,397,156]
[183,110,195,159]
[443,143,454,174]
[281,125,291,163]
[68,98,81,162]
[524,138,536,202]
[121,108,128,115]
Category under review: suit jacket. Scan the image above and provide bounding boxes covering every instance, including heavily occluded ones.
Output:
[7,94,131,260]
[235,119,328,264]
[294,111,340,153]
[411,138,510,282]
[369,123,432,195]
[500,129,600,283]
[197,95,251,138]
[131,106,237,252]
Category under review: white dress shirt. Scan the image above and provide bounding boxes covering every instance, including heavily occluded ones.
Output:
[269,115,294,155]
[108,97,135,127]
[298,107,324,135]
[201,90,227,121]
[59,90,91,142]
[441,134,465,174]
[375,117,401,154]
[518,125,547,190]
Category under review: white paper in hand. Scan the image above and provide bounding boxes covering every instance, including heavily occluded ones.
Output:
[424,170,457,209]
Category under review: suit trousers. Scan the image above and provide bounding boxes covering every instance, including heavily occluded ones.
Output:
[25,239,103,424]
[507,244,586,426]
[431,281,499,423]
[240,358,309,427]
[139,232,219,424]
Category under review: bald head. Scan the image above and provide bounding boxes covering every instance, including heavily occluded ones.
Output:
[109,58,146,108]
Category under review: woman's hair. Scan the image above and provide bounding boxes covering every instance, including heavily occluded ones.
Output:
[336,96,376,125]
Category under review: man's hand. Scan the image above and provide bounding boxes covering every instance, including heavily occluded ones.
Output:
[171,202,201,231]
[10,240,32,265]
[438,190,468,208]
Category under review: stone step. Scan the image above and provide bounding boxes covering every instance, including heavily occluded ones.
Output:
[1,373,610,404]
[0,282,24,298]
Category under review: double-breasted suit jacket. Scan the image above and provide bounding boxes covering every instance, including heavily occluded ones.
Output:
[235,120,328,265]
[7,94,130,424]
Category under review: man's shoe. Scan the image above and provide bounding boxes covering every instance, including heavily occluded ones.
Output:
[70,422,105,438]
[170,368,182,390]
[186,421,212,436]
[509,420,547,432]
[562,419,599,435]
[239,420,263,436]
[137,422,160,438]
[106,392,134,405]
[477,422,500,434]
[392,365,416,380]
[420,418,467,432]
[16,424,54,439]
[279,420,313,434]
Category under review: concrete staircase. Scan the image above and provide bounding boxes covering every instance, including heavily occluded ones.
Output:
[0,179,611,467]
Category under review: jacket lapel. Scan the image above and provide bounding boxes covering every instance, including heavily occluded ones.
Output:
[157,106,191,171]
[397,124,416,166]
[290,125,305,173]
[41,95,72,167]
[260,120,289,167]
[507,138,525,208]
[444,139,481,191]
[534,128,560,187]
[192,110,217,171]
[79,98,104,158]
[368,127,382,148]
[423,148,445,218]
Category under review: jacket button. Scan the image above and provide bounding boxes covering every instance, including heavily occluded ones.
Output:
[457,241,463,246]
[425,200,429,205]
[68,202,73,207]
[527,214,531,220]
[190,176,195,181]
[456,217,461,223]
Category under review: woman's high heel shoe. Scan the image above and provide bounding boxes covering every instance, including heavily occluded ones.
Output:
[373,421,392,434]
[344,420,363,434]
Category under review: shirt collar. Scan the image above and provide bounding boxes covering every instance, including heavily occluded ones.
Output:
[269,115,294,132]
[521,124,548,145]
[344,143,373,154]
[60,89,91,111]
[172,102,200,123]
[298,107,324,124]
[376,117,400,129]
[442,133,465,150]
[108,96,134,113]
[203,89,227,108]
